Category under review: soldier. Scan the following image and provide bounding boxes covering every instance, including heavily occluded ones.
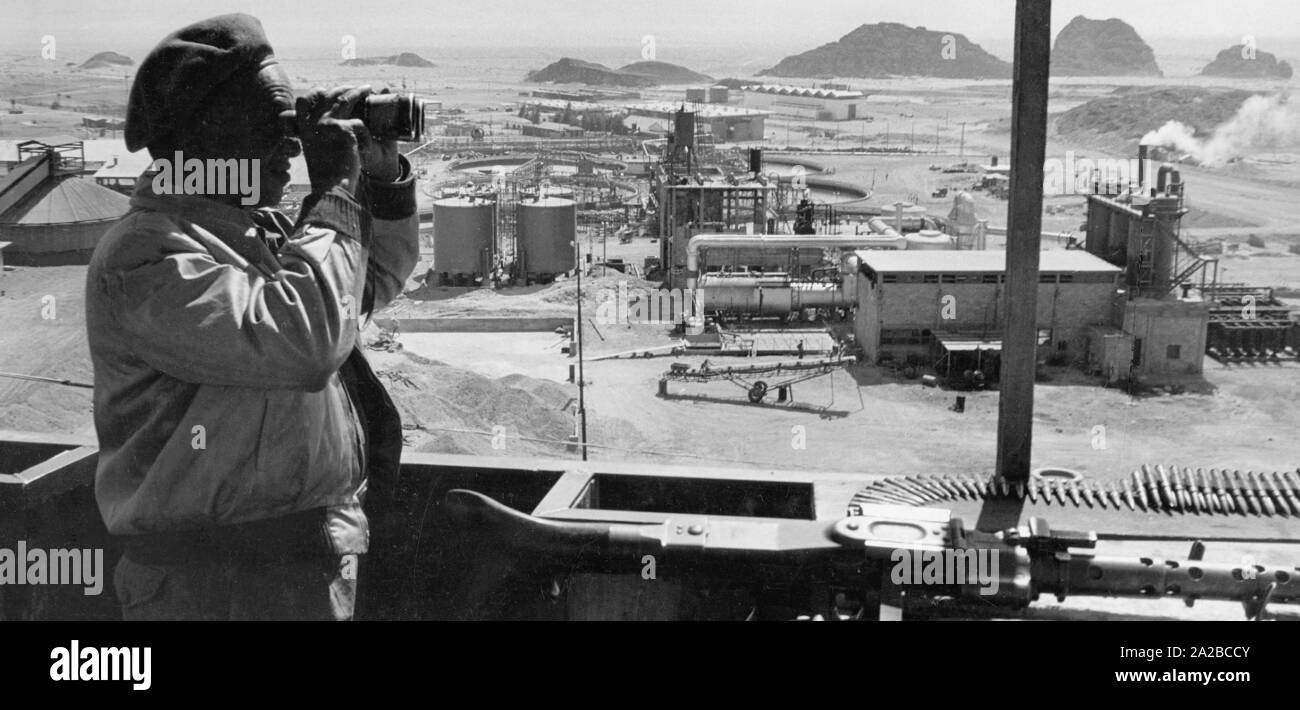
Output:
[85,14,418,620]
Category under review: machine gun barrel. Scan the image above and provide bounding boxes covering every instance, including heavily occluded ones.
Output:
[1032,553,1298,606]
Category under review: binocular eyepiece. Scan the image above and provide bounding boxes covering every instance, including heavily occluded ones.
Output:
[281,92,425,142]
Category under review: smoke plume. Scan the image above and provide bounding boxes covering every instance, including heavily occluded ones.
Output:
[1140,93,1300,167]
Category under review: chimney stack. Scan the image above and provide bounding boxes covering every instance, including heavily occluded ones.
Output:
[1137,143,1149,193]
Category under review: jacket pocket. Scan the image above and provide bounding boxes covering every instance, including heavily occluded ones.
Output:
[114,556,168,611]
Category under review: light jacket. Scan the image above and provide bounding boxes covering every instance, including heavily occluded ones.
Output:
[85,158,418,540]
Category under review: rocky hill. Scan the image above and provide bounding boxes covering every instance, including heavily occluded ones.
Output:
[617,60,712,85]
[1055,86,1254,151]
[759,22,1010,79]
[525,58,659,87]
[1051,16,1161,77]
[340,52,435,68]
[78,52,133,70]
[1200,45,1293,79]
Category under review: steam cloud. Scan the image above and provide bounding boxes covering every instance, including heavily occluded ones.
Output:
[1140,93,1300,167]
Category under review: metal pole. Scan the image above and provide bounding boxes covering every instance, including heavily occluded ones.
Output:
[995,0,1052,484]
[574,240,589,460]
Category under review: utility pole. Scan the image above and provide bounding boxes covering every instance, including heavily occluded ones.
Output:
[574,239,589,461]
[884,119,890,150]
[993,0,1052,493]
[958,121,968,160]
[910,123,915,153]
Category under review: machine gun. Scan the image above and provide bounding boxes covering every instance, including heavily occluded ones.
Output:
[445,487,1297,620]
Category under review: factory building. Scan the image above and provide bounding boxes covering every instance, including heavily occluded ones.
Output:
[625,103,768,143]
[853,250,1122,376]
[1080,151,1216,376]
[684,86,731,104]
[520,121,585,139]
[740,84,865,121]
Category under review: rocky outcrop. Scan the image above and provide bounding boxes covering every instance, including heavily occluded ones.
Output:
[525,58,658,87]
[1200,45,1293,79]
[77,52,133,70]
[759,22,1010,79]
[1051,16,1161,77]
[617,61,712,85]
[1056,87,1254,146]
[340,53,435,68]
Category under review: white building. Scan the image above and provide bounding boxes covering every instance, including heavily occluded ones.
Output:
[740,85,866,121]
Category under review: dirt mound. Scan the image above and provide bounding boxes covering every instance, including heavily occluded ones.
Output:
[78,52,133,70]
[761,22,1010,79]
[1200,45,1293,79]
[373,346,645,459]
[390,272,661,318]
[1051,16,1161,77]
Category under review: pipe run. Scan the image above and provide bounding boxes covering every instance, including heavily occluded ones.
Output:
[685,234,884,296]
[684,234,881,327]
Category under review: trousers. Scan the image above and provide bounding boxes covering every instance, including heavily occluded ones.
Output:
[112,507,363,621]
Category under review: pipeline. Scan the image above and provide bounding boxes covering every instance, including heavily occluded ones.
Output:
[684,233,884,298]
[685,234,877,322]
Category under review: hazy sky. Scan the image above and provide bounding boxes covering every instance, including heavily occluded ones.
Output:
[4,0,1299,56]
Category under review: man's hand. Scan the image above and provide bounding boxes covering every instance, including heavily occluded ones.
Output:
[296,86,367,195]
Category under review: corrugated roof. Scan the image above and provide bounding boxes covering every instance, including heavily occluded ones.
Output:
[626,102,770,119]
[18,135,82,148]
[0,176,129,225]
[742,84,865,99]
[857,249,1121,273]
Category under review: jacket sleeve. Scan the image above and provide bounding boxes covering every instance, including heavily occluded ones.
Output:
[113,188,371,391]
[358,155,419,315]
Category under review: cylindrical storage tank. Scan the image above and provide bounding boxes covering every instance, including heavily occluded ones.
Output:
[432,196,496,279]
[904,230,955,250]
[698,276,795,315]
[517,197,577,277]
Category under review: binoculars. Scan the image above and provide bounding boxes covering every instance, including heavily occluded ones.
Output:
[281,92,424,142]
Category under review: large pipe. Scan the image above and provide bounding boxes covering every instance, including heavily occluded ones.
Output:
[995,0,1052,486]
[867,217,900,237]
[685,235,876,321]
[685,234,883,294]
[699,251,862,314]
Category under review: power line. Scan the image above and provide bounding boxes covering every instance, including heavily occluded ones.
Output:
[418,425,794,469]
[0,371,92,389]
